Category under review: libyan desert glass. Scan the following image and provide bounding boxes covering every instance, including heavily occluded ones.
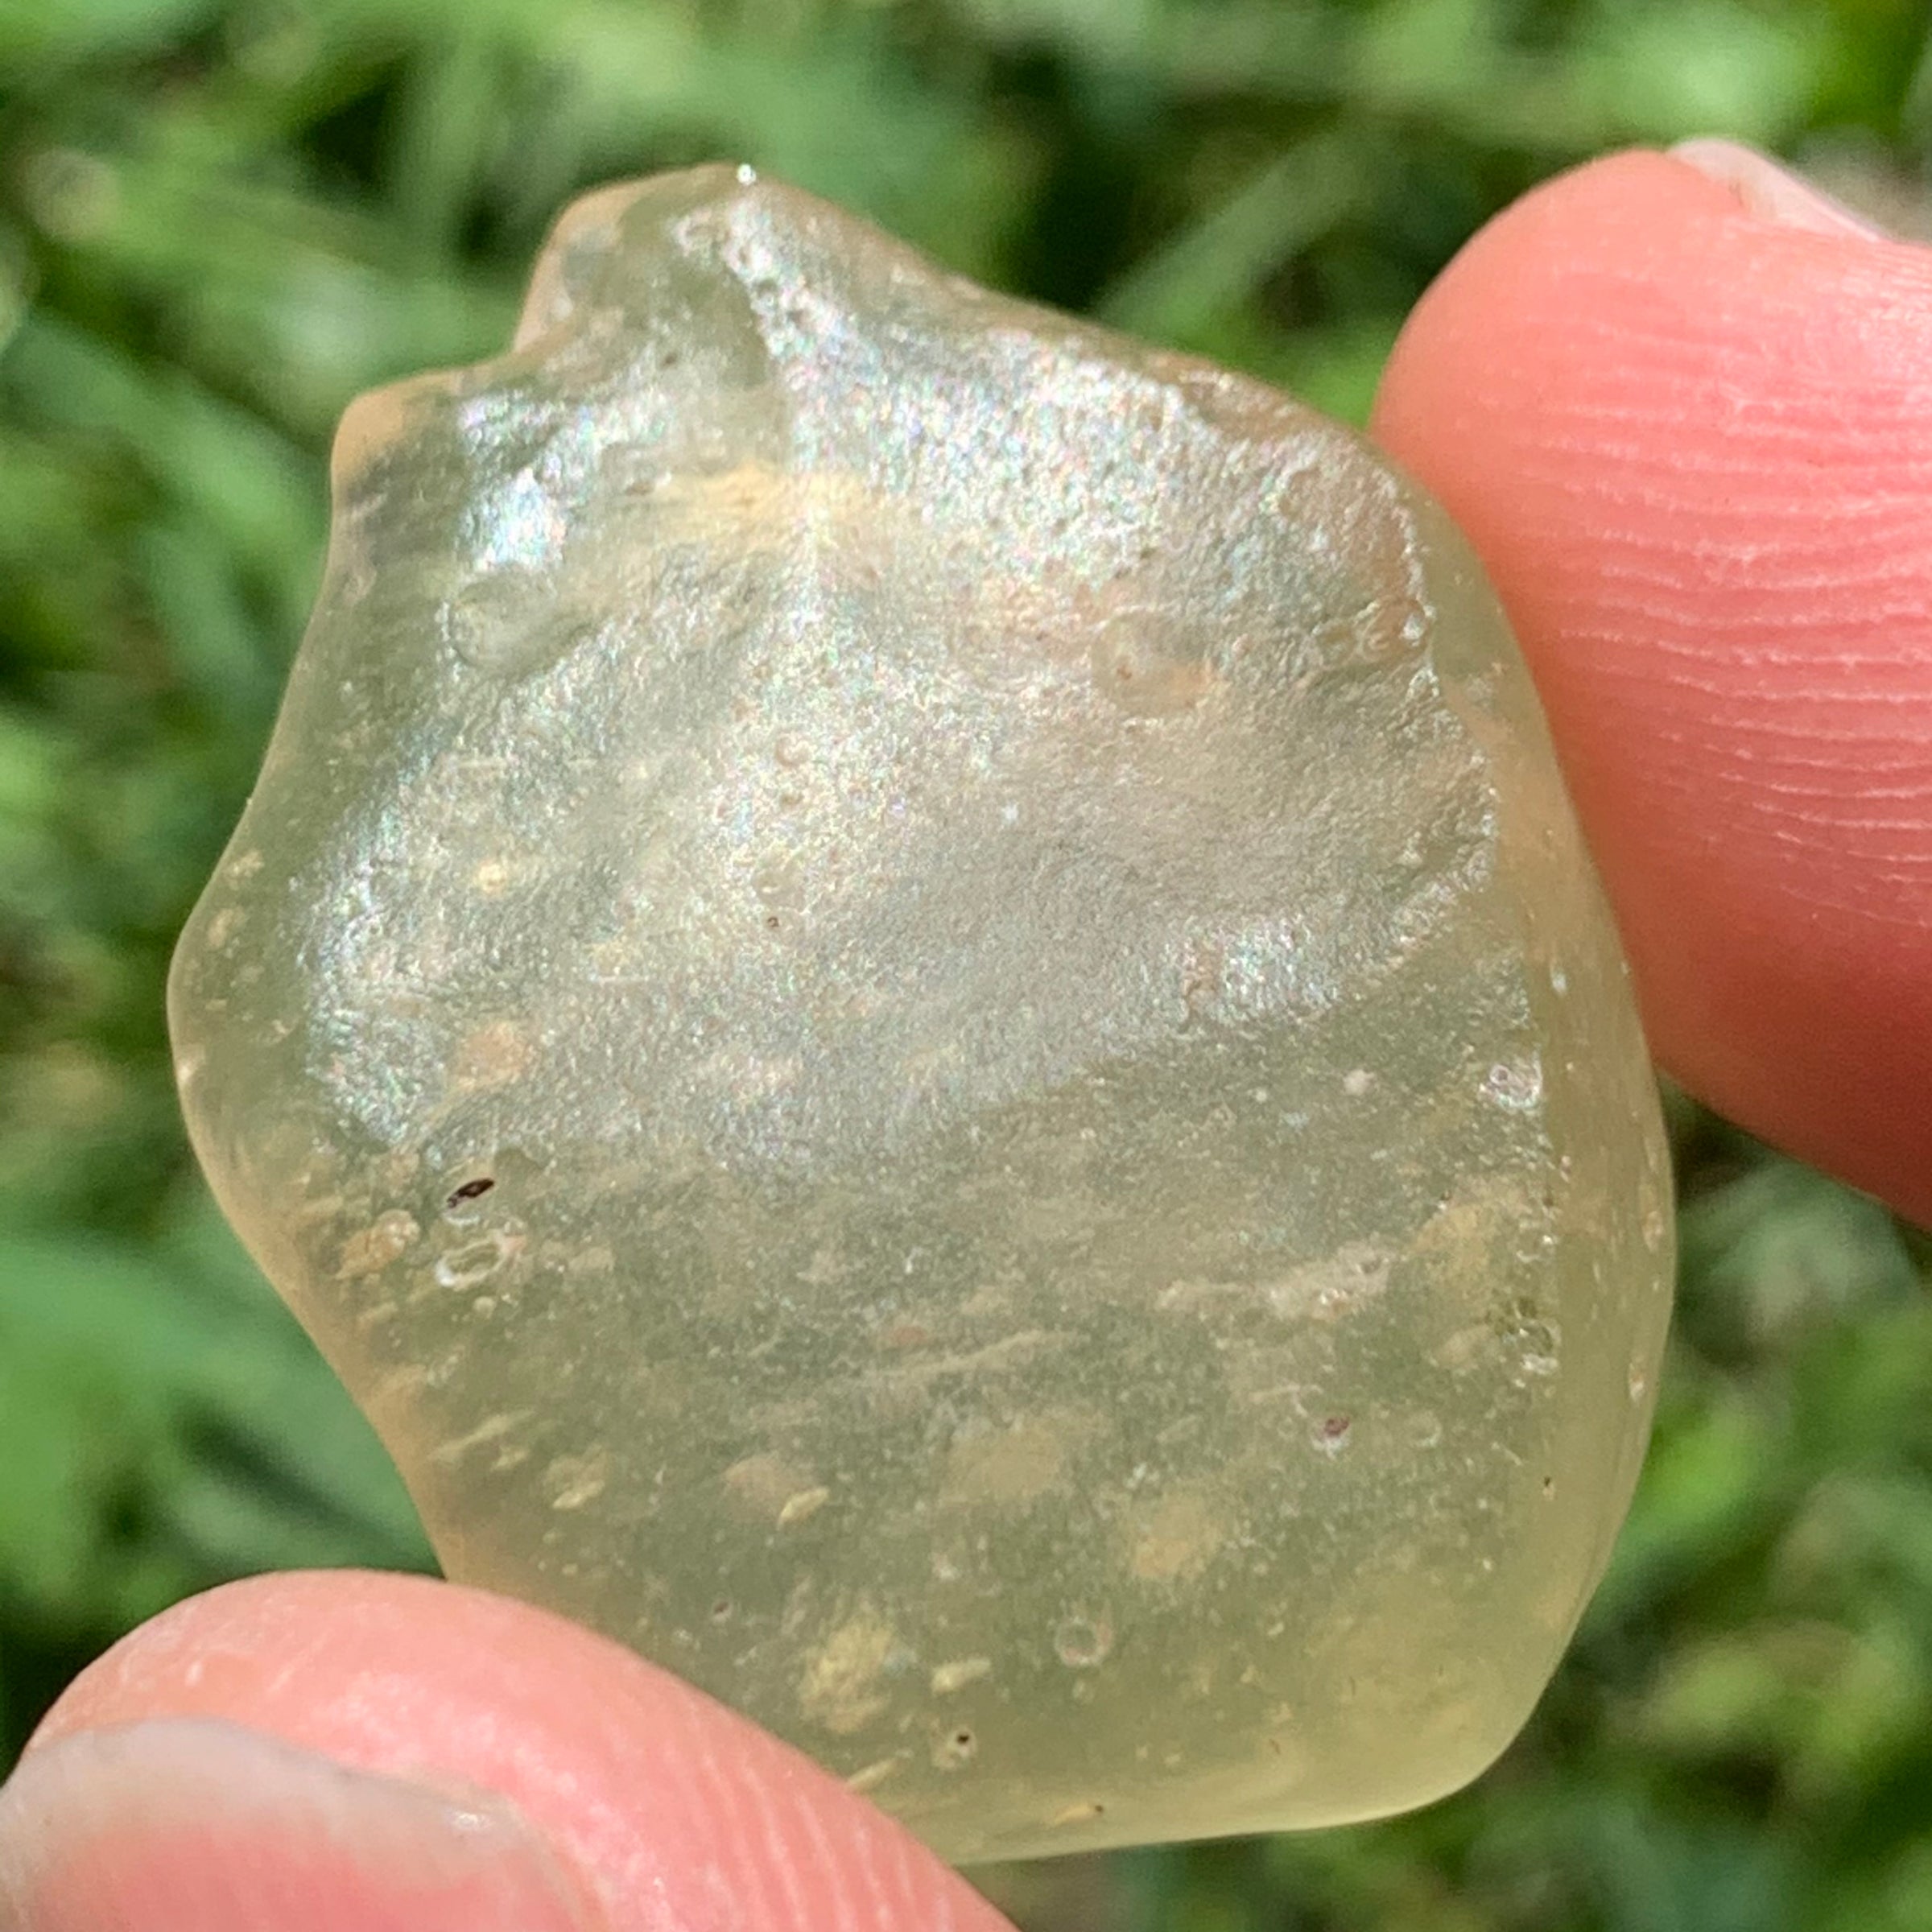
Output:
[168,166,1673,1864]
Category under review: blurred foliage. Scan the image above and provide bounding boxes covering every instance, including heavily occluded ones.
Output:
[1,0,1929,1924]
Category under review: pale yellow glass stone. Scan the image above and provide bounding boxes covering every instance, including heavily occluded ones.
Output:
[169,167,1674,1864]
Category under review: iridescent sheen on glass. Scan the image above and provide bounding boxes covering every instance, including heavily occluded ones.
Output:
[170,167,1674,1864]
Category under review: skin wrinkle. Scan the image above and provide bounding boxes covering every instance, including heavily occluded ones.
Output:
[1566,572,1932,625]
[1535,472,1932,527]
[1714,771,1932,804]
[1522,547,1932,627]
[1579,645,1932,692]
[833,1803,889,1932]
[1573,565,1926,608]
[844,1818,893,1932]
[773,1769,857,1932]
[1514,445,1932,503]
[779,1784,851,1932]
[729,1754,803,1932]
[1534,386,1932,440]
[683,1710,774,1921]
[904,1829,958,1932]
[880,1818,933,1932]
[1559,658,1926,711]
[1509,488,1895,548]
[582,1711,704,1918]
[1712,799,1932,836]
[1565,595,1932,650]
[1575,496,1932,539]
[1593,683,1926,726]
[1630,723,1932,762]
[1533,296,1930,365]
[1556,266,1932,365]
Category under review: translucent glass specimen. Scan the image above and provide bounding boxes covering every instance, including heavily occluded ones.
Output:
[169,166,1674,1864]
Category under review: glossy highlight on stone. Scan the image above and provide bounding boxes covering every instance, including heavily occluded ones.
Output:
[169,166,1674,1864]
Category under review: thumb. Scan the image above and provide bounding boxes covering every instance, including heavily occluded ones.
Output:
[1373,145,1932,1224]
[0,1571,1015,1932]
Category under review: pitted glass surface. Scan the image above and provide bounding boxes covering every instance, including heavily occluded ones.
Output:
[170,166,1674,1864]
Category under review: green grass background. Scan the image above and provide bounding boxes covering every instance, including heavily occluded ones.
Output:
[2,1,1930,1924]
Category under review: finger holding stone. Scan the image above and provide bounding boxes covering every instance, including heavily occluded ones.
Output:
[1373,147,1932,1224]
[2,1570,1017,1932]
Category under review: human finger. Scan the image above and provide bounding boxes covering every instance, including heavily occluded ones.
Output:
[0,1569,1015,1932]
[1373,144,1932,1224]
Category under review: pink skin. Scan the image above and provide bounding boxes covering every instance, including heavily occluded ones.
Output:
[4,1572,1011,1930]
[5,142,1929,1926]
[1375,143,1932,1224]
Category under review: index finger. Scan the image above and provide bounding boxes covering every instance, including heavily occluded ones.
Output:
[1373,147,1932,1224]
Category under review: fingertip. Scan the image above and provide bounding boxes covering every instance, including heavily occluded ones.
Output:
[1373,149,1932,1224]
[23,1571,1013,1932]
